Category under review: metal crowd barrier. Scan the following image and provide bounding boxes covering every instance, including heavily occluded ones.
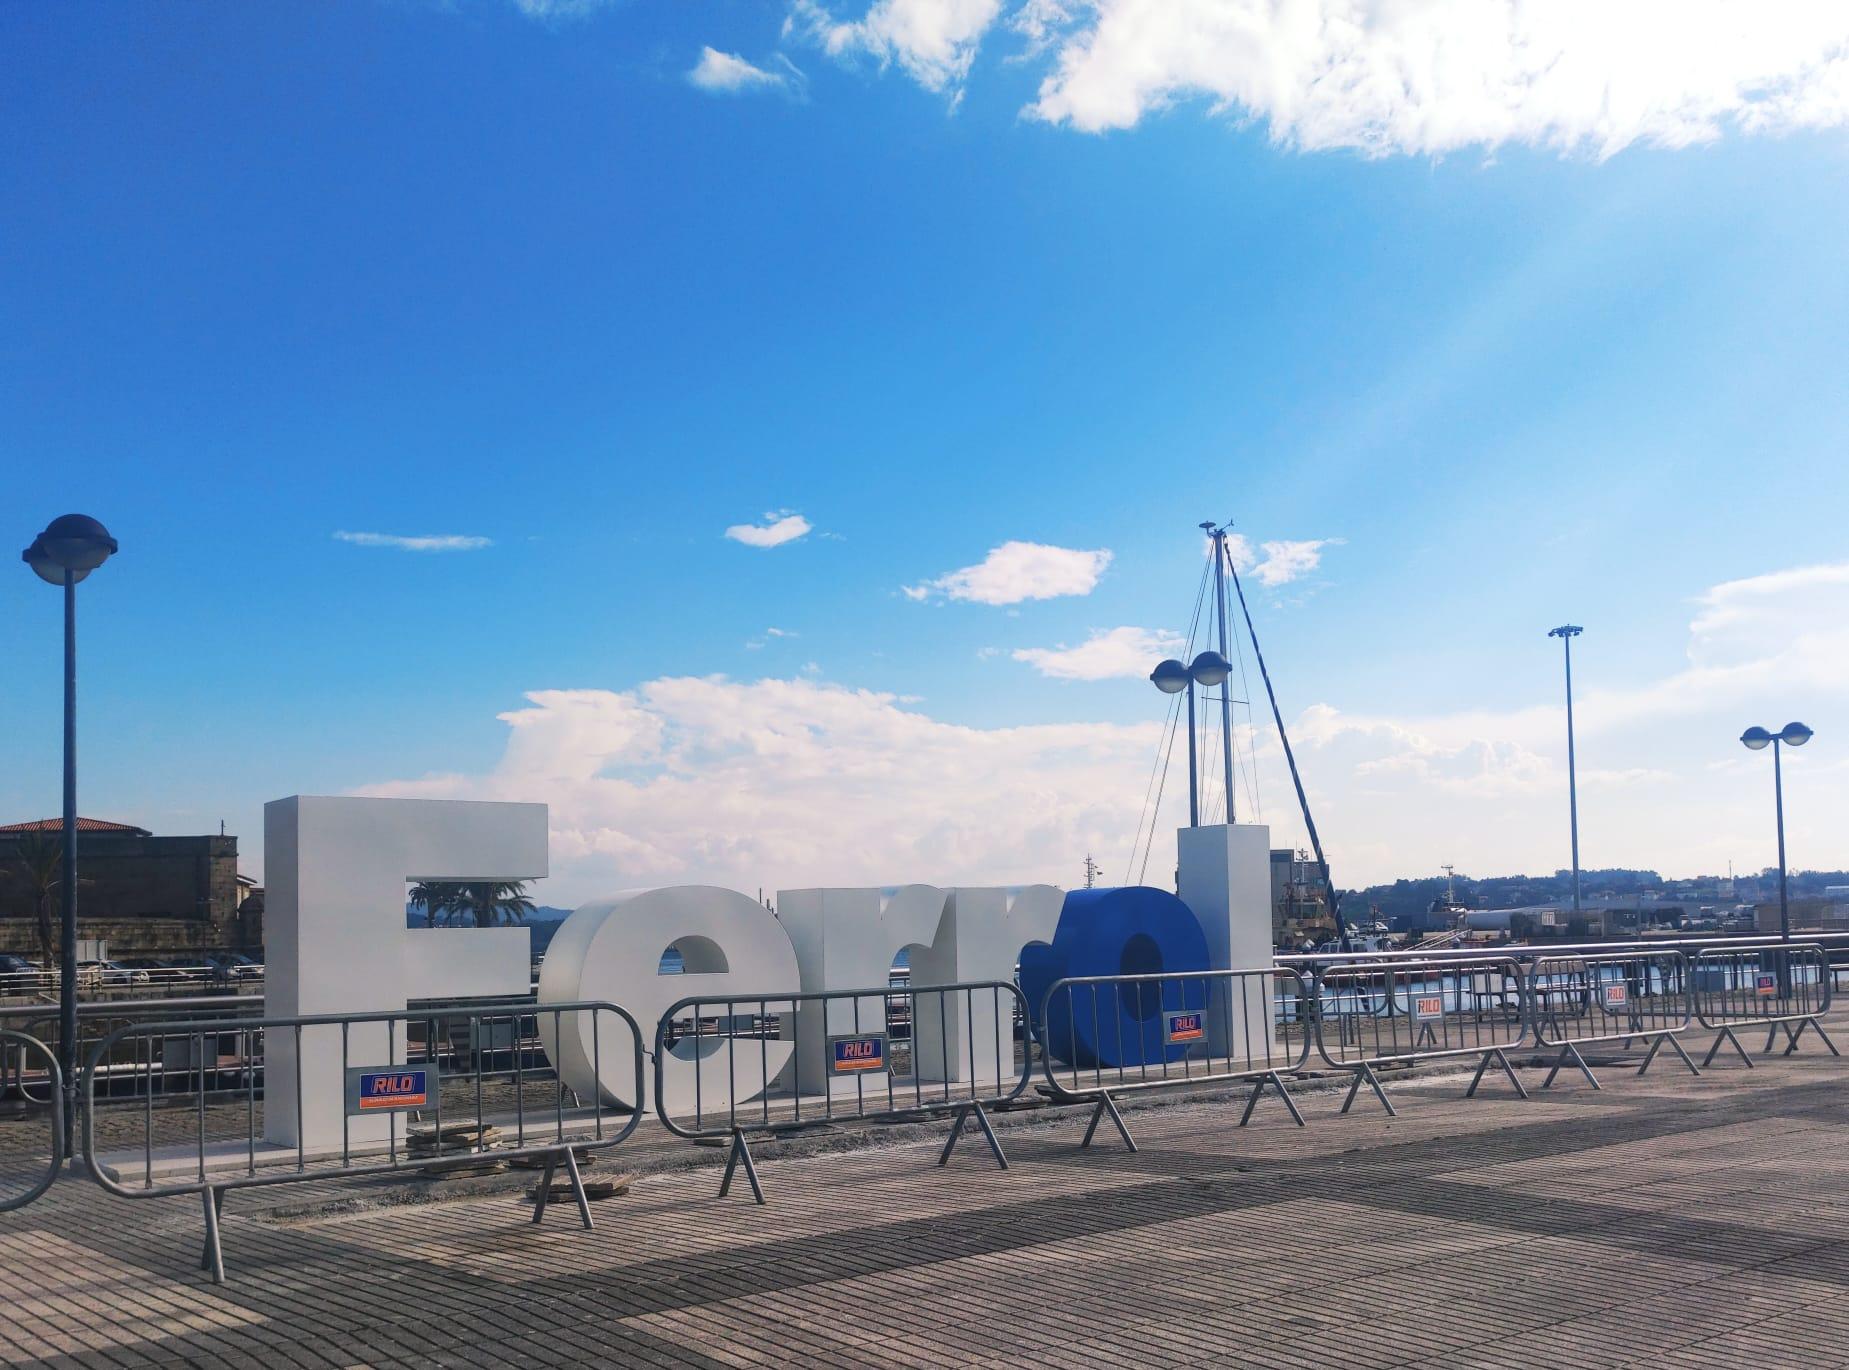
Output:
[653,980,1031,1202]
[1035,968,1311,1151]
[82,999,644,1283]
[0,1031,62,1213]
[1693,944,1838,1068]
[1313,956,1529,1115]
[1527,950,1699,1089]
[1,994,262,1104]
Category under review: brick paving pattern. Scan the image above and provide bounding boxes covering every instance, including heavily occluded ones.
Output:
[0,1026,1844,1368]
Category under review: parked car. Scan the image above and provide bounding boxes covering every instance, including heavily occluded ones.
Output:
[218,953,264,981]
[0,955,41,992]
[94,960,152,986]
[157,957,230,984]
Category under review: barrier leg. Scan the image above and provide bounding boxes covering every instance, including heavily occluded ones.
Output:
[718,1129,765,1205]
[940,1101,1008,1171]
[1702,1027,1754,1070]
[561,1146,594,1231]
[1079,1094,1137,1153]
[199,1186,226,1285]
[531,1155,557,1224]
[1541,1044,1600,1091]
[1661,1033,1700,1077]
[1809,1021,1841,1057]
[1765,1023,1782,1055]
[1239,1072,1305,1128]
[1340,1064,1396,1118]
[1466,1048,1528,1100]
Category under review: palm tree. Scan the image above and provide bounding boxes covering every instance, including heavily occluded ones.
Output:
[458,881,535,928]
[408,880,466,928]
[15,832,62,967]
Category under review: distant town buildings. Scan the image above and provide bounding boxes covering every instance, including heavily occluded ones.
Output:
[0,817,260,956]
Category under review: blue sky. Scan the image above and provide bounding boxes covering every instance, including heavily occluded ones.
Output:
[4,2,1848,901]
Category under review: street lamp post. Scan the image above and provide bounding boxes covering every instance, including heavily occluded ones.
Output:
[1151,651,1231,829]
[1548,625,1584,916]
[21,514,118,1160]
[1740,722,1813,944]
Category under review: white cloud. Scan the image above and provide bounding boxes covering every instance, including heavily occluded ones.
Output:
[360,676,1157,899]
[689,47,802,95]
[907,540,1112,604]
[509,0,612,17]
[333,531,493,552]
[1252,538,1340,587]
[357,560,1849,900]
[789,0,1004,93]
[1013,625,1184,680]
[725,511,813,548]
[1221,532,1340,586]
[794,0,1849,157]
[1028,1,1849,152]
[1275,560,1849,883]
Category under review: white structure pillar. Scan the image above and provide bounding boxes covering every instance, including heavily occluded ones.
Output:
[263,796,545,1150]
[1177,823,1274,1058]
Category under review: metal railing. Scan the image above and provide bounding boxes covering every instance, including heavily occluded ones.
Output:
[82,999,644,1282]
[1035,968,1311,1151]
[1692,944,1838,1067]
[1527,950,1700,1088]
[0,1031,62,1213]
[1312,956,1530,1115]
[0,994,263,1103]
[652,980,1032,1201]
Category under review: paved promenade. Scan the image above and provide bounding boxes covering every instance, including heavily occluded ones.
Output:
[1,1035,1845,1369]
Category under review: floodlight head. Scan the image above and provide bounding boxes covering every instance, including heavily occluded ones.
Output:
[1548,625,1583,639]
[1740,726,1773,751]
[1779,722,1814,748]
[1150,658,1189,694]
[1189,650,1232,687]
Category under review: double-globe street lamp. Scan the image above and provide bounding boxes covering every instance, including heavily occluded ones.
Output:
[1739,721,1813,945]
[1150,650,1232,828]
[21,514,119,1158]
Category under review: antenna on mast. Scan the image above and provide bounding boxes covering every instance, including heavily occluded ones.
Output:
[1083,854,1102,889]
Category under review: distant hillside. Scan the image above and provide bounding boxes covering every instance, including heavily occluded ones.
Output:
[404,904,573,926]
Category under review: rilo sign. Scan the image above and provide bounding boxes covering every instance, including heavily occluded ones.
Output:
[345,1067,430,1114]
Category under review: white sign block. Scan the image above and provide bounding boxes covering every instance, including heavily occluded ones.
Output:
[263,796,545,1149]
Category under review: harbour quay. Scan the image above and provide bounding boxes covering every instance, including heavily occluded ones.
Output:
[1,1012,1844,1369]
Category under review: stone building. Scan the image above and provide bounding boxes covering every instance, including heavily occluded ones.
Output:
[0,817,256,956]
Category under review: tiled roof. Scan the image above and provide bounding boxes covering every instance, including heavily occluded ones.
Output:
[0,817,152,836]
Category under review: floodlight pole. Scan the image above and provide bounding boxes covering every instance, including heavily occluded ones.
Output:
[1549,626,1583,916]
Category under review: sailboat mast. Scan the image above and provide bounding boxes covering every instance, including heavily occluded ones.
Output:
[1207,525,1237,823]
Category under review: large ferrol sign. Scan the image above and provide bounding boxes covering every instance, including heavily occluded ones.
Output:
[266,796,1272,1148]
